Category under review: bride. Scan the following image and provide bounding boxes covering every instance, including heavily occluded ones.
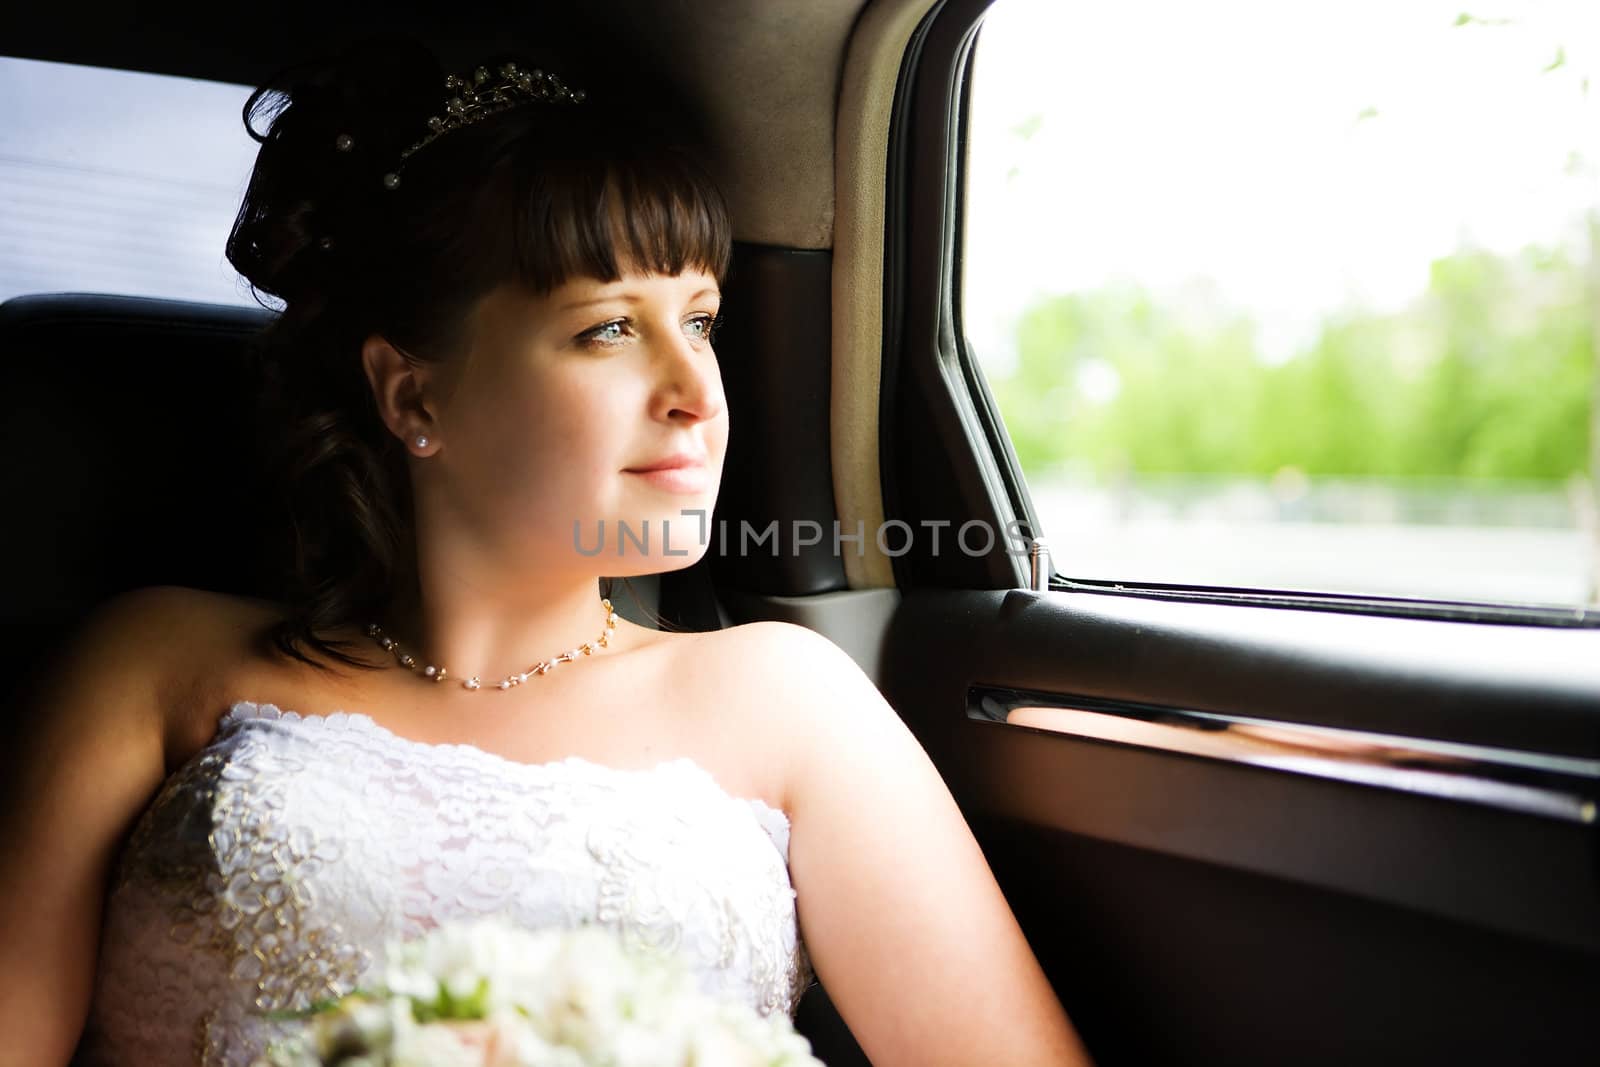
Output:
[0,35,1090,1067]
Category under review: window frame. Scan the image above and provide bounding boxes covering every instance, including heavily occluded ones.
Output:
[880,0,1599,629]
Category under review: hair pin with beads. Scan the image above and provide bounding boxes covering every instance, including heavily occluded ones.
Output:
[379,60,585,190]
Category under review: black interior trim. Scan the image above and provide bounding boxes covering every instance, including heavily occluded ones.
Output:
[0,292,280,738]
[946,35,1043,577]
[883,0,1040,591]
[951,589,1600,757]
[710,243,846,597]
[976,815,1600,1067]
[4,7,669,98]
[881,588,1600,954]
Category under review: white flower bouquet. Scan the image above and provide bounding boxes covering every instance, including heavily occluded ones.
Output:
[252,918,825,1067]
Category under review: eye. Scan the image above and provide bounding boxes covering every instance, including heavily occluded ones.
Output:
[578,318,631,348]
[686,312,724,343]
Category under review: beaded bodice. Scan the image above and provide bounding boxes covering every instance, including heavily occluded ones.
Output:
[79,700,814,1066]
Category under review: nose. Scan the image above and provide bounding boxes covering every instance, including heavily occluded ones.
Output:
[649,323,725,425]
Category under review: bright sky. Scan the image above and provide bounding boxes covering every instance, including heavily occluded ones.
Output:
[0,56,259,306]
[963,0,1600,370]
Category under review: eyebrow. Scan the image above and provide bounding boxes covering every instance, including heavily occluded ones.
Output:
[557,287,721,312]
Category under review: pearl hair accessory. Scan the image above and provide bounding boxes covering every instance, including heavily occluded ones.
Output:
[365,597,617,691]
[379,60,586,190]
[313,61,586,249]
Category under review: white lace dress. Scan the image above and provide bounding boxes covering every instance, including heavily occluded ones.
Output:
[79,700,815,1066]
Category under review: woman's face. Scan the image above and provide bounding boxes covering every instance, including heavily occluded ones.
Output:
[417,267,728,577]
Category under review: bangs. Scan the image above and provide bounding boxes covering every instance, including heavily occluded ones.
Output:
[509,138,732,294]
[350,101,733,355]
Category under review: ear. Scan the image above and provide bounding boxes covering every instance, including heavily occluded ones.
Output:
[361,334,440,455]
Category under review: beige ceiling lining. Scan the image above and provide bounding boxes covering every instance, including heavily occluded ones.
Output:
[613,0,862,250]
[831,0,940,589]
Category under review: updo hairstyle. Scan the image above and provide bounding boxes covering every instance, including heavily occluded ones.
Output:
[225,34,732,670]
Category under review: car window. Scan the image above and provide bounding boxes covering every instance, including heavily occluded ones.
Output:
[961,0,1598,611]
[0,55,265,308]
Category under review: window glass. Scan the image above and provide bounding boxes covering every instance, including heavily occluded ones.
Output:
[963,0,1599,609]
[0,56,265,308]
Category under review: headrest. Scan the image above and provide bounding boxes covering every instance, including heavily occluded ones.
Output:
[0,292,280,630]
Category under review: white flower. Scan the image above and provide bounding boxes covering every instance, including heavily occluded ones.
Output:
[254,917,826,1067]
[484,1016,588,1067]
[390,1021,497,1067]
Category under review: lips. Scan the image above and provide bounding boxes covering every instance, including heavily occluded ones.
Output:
[623,452,708,473]
[623,451,712,494]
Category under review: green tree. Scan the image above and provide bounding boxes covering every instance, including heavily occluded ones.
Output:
[990,240,1592,482]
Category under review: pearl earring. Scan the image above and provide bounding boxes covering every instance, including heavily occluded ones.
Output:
[414,434,430,449]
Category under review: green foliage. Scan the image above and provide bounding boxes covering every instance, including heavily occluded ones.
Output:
[1452,12,1512,29]
[989,240,1595,481]
[412,976,491,1022]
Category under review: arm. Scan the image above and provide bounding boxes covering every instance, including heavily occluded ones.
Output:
[773,623,1093,1067]
[0,588,179,1065]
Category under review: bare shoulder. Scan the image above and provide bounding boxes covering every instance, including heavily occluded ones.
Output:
[693,620,900,808]
[82,583,266,634]
[699,619,878,706]
[704,617,870,694]
[0,584,226,812]
[7,585,229,750]
[81,585,270,685]
[53,585,224,691]
[74,583,220,632]
[52,586,278,751]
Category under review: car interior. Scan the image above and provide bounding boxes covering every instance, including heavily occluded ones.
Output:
[5,1,1599,1065]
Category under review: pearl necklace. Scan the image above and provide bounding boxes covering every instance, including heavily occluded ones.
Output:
[365,598,618,690]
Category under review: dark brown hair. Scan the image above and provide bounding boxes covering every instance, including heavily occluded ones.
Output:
[226,35,731,670]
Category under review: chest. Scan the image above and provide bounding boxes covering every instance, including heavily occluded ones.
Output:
[171,627,792,815]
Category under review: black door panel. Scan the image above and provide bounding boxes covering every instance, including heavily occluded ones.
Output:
[980,819,1599,1067]
[877,587,1600,1064]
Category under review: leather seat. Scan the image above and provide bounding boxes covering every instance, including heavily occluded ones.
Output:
[0,293,281,719]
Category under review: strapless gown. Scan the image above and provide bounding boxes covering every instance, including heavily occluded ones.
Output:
[78,700,815,1066]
